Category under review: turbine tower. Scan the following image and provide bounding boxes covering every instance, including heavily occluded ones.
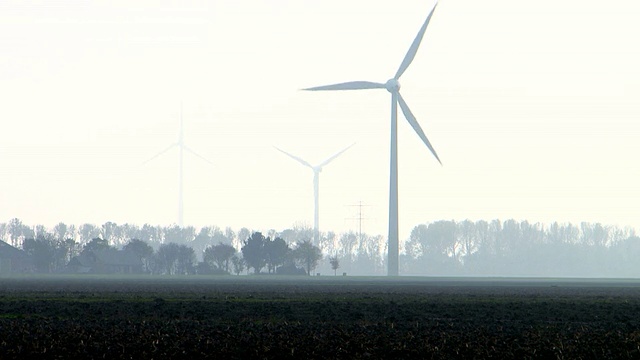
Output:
[275,144,355,243]
[303,3,441,276]
[142,103,214,227]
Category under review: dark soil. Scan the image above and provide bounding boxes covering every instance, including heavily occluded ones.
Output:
[1,276,640,359]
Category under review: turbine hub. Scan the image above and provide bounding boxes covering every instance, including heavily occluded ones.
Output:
[385,78,400,93]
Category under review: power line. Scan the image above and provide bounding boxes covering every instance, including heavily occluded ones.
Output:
[346,201,371,241]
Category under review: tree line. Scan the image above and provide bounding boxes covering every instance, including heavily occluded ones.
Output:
[2,218,640,277]
[402,219,640,277]
[2,218,324,275]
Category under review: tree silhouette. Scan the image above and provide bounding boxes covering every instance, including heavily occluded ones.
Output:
[329,256,340,276]
[57,238,79,268]
[8,218,23,248]
[22,235,77,273]
[294,240,322,275]
[155,243,195,275]
[264,237,290,273]
[82,238,111,255]
[79,223,100,244]
[53,222,68,241]
[101,221,118,244]
[176,244,195,274]
[124,239,154,273]
[231,255,245,275]
[204,243,236,273]
[241,232,267,274]
[22,236,56,273]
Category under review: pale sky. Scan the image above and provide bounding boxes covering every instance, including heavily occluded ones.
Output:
[1,0,639,241]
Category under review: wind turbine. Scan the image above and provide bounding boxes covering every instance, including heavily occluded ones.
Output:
[142,103,214,227]
[302,3,441,276]
[275,144,355,243]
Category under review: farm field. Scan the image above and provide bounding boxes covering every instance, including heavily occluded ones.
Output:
[1,275,640,359]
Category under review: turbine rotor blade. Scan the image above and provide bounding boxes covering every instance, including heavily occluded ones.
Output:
[397,92,442,165]
[141,143,178,166]
[183,145,215,166]
[394,3,438,80]
[318,142,356,168]
[303,81,386,91]
[274,147,313,168]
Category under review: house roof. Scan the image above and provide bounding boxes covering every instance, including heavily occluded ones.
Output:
[68,253,95,267]
[69,248,142,268]
[93,248,142,267]
[0,240,30,260]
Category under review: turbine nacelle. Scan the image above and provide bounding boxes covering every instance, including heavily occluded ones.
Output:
[385,78,401,93]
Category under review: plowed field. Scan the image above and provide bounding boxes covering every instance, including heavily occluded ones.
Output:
[1,276,640,359]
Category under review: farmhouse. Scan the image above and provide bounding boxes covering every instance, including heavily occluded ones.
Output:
[0,240,33,273]
[67,248,143,274]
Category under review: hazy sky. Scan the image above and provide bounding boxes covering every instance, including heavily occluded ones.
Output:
[1,0,639,241]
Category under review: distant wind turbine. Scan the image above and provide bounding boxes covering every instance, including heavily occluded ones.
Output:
[142,103,214,227]
[303,3,441,276]
[275,144,355,243]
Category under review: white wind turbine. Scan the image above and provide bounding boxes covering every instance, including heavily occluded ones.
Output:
[142,103,214,227]
[303,3,441,276]
[275,144,355,243]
